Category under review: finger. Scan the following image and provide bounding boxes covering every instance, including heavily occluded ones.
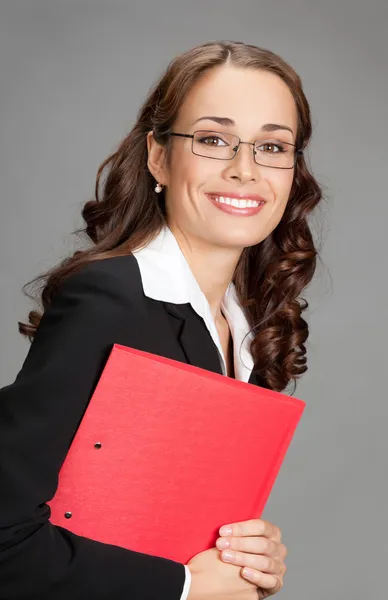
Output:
[220,549,283,576]
[278,542,288,559]
[220,519,281,542]
[217,536,284,560]
[241,568,282,593]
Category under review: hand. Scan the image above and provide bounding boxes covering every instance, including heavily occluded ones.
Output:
[215,518,287,598]
[187,547,258,600]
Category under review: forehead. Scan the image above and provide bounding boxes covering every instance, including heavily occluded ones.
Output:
[176,65,298,134]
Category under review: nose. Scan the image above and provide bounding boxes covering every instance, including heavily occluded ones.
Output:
[224,141,259,184]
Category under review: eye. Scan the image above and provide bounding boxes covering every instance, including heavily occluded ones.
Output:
[198,135,228,147]
[257,142,286,154]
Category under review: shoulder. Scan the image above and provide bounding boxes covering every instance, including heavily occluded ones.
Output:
[58,254,144,305]
[33,254,149,350]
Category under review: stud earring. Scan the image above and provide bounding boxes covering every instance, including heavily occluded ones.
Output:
[155,182,164,193]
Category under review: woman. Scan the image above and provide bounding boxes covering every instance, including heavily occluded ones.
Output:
[0,40,322,599]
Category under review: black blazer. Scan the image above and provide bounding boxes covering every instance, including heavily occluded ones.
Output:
[0,255,262,600]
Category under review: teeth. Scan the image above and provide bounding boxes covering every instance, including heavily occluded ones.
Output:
[214,196,262,208]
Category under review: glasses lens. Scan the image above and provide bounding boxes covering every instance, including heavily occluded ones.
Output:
[254,140,296,168]
[193,130,239,159]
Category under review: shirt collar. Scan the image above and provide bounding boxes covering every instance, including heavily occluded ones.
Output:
[132,226,254,382]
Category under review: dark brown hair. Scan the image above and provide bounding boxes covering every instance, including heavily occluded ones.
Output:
[19,40,322,392]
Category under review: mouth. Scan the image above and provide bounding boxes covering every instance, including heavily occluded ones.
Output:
[205,193,266,216]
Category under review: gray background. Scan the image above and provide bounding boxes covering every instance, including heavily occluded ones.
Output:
[1,1,387,598]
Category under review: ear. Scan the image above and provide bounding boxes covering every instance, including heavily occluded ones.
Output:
[147,131,168,185]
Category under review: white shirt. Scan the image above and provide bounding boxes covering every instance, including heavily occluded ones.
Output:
[132,225,255,599]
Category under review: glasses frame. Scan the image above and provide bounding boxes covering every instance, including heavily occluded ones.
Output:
[168,130,303,169]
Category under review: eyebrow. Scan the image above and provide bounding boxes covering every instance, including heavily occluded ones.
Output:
[192,116,294,135]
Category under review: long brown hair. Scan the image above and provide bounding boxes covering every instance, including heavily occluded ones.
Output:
[19,40,323,392]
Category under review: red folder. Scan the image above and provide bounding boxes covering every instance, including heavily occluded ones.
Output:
[48,344,305,563]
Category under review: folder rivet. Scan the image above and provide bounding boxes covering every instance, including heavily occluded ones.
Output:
[64,512,72,519]
[94,442,102,449]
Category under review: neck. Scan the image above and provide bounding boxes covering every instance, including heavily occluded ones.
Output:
[169,224,242,319]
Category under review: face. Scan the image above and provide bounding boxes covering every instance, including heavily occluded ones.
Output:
[148,65,298,251]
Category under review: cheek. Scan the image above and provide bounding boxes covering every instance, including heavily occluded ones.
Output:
[266,171,294,221]
[170,149,220,190]
[263,171,294,230]
[271,170,294,202]
[166,152,216,221]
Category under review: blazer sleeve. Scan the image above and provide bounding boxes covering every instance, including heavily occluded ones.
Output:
[0,264,186,600]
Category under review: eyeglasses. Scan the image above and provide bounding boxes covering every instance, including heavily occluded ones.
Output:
[168,130,303,169]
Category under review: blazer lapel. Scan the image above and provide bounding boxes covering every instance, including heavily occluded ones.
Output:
[248,369,270,389]
[248,371,258,386]
[164,302,223,376]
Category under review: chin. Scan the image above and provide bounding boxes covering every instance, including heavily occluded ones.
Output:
[208,226,266,250]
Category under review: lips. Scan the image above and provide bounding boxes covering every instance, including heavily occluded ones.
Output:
[206,193,266,208]
[205,192,266,217]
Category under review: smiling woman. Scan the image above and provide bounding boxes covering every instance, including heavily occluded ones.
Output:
[21,45,321,390]
[148,66,301,253]
[1,40,322,600]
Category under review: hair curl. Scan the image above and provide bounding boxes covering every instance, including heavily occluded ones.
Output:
[19,40,323,392]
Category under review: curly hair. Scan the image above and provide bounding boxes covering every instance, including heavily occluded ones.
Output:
[19,40,323,392]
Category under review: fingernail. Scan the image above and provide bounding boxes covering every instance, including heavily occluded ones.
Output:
[220,526,233,536]
[242,568,254,579]
[222,550,234,562]
[216,538,230,549]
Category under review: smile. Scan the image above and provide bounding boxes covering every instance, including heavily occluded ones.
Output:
[205,193,266,217]
[213,196,264,208]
